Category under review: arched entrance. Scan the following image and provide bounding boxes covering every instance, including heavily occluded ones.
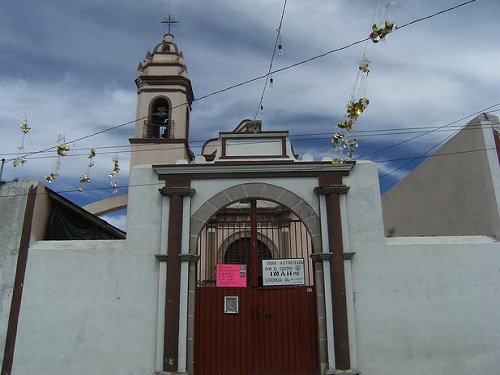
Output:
[194,196,319,375]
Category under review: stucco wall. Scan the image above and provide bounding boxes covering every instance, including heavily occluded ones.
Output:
[344,162,500,374]
[382,115,500,238]
[351,237,499,374]
[12,240,159,375]
[6,162,499,375]
[0,180,34,370]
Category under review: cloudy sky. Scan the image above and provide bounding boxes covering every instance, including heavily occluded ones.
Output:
[1,0,499,228]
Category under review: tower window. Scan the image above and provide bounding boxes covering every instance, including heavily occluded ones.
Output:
[149,98,171,138]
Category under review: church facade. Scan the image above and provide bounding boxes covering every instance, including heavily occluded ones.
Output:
[1,33,499,375]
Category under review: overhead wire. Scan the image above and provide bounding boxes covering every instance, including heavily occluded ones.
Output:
[395,0,478,31]
[253,0,288,120]
[359,102,500,159]
[1,0,486,177]
[2,109,499,161]
[1,143,498,200]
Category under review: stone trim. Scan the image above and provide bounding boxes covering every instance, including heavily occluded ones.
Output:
[314,185,350,195]
[189,183,322,254]
[179,254,200,263]
[325,369,360,375]
[343,252,355,260]
[311,253,333,262]
[155,254,168,262]
[154,161,354,176]
[159,187,196,197]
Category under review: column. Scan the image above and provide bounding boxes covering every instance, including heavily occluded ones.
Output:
[314,184,358,375]
[158,186,195,374]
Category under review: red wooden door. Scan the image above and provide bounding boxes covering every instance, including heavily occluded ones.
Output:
[194,199,319,374]
[195,286,318,375]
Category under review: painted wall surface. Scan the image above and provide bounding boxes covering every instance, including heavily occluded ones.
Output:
[344,162,500,374]
[0,180,33,370]
[12,240,160,375]
[382,114,500,238]
[352,238,499,375]
[3,161,499,375]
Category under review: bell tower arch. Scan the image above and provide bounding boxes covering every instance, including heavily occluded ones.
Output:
[130,33,194,167]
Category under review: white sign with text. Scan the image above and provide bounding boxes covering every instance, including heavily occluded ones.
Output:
[262,258,305,286]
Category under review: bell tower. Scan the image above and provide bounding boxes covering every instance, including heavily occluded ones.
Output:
[129,33,194,166]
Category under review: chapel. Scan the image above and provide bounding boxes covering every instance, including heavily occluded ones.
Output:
[1,32,499,375]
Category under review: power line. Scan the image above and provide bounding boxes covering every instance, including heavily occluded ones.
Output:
[358,103,500,159]
[1,145,498,200]
[4,121,497,161]
[253,0,288,120]
[2,117,499,162]
[3,104,498,162]
[378,126,461,179]
[395,0,478,31]
[1,1,485,166]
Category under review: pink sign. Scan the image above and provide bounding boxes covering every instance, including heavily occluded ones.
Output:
[216,264,247,287]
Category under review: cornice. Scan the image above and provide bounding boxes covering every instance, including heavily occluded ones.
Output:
[153,161,354,176]
[158,186,196,197]
[314,185,350,195]
[179,254,201,263]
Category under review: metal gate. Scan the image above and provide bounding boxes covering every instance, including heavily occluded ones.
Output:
[194,200,319,375]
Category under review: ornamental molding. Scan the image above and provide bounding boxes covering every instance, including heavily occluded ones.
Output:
[179,254,200,263]
[155,254,168,262]
[314,185,350,195]
[158,186,196,197]
[153,161,354,176]
[310,253,333,262]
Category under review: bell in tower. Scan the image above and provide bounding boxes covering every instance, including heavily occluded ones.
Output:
[129,32,194,167]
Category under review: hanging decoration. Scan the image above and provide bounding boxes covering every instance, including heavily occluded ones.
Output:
[79,148,96,186]
[45,159,60,183]
[109,154,120,193]
[332,0,395,164]
[12,117,30,167]
[45,133,68,183]
[369,0,396,43]
[332,56,370,164]
[277,29,284,56]
[369,21,395,43]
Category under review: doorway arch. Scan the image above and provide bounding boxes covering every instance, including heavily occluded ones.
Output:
[189,183,322,255]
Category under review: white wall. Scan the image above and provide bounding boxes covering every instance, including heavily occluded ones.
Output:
[352,238,499,375]
[382,115,500,238]
[6,162,499,375]
[12,240,160,375]
[345,162,500,375]
[0,180,35,369]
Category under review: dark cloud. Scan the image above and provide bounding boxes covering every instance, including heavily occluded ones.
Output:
[1,0,499,207]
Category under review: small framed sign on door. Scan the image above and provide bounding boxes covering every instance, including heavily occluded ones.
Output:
[224,296,239,314]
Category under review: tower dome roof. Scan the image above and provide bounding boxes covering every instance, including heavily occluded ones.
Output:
[136,33,190,80]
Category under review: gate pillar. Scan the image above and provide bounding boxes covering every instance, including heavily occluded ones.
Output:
[158,185,195,374]
[315,183,359,375]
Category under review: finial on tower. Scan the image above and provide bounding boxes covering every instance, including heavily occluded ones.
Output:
[161,15,178,34]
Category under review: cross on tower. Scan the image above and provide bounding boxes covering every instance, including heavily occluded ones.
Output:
[161,15,178,34]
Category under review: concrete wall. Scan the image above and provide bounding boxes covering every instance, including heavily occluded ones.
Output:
[9,168,166,374]
[0,181,33,370]
[4,162,499,375]
[344,162,500,374]
[382,114,500,238]
[352,237,499,374]
[12,240,160,375]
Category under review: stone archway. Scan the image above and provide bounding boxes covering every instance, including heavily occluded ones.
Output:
[189,183,322,254]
